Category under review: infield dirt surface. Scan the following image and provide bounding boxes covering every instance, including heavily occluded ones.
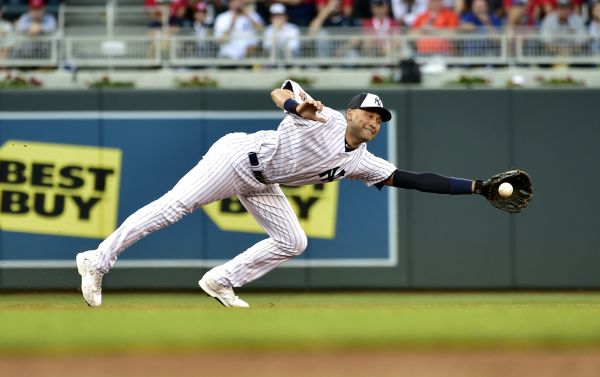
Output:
[2,350,600,377]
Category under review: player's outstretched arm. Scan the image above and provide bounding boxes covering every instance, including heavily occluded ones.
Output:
[270,88,326,123]
[379,169,533,213]
[380,169,475,194]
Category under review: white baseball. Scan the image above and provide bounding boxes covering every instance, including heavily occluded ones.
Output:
[498,182,513,198]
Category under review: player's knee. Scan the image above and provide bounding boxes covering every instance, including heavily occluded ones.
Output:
[289,232,308,256]
[274,231,307,256]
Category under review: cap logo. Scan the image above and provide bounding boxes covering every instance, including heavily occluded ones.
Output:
[360,93,384,108]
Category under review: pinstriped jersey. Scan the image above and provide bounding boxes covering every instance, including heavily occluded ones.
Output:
[254,80,397,187]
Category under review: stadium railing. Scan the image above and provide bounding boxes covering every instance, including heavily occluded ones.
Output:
[0,32,599,68]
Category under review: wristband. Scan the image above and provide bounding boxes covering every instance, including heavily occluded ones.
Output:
[283,98,300,115]
[449,177,474,195]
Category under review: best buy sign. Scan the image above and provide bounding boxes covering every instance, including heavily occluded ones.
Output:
[0,140,122,238]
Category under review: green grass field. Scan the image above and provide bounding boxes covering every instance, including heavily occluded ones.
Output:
[2,292,600,354]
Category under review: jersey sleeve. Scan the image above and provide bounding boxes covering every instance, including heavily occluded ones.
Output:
[348,149,397,187]
[281,79,315,103]
[279,79,337,128]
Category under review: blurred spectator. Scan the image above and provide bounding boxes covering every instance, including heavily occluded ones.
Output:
[411,0,460,55]
[459,0,502,58]
[502,0,582,26]
[390,0,427,27]
[528,0,557,23]
[487,0,506,18]
[15,0,56,37]
[504,0,531,31]
[276,0,317,27]
[210,0,230,16]
[145,0,190,32]
[309,0,361,59]
[186,0,216,25]
[263,3,301,59]
[169,0,192,32]
[364,0,401,32]
[145,0,190,58]
[589,0,600,53]
[309,0,360,29]
[13,0,56,60]
[213,0,264,60]
[193,1,212,35]
[316,0,353,16]
[540,0,587,55]
[145,0,168,26]
[171,1,213,60]
[0,5,14,60]
[362,0,401,56]
[185,1,215,57]
[460,0,503,31]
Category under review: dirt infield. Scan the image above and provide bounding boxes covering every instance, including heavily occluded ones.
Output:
[2,350,600,377]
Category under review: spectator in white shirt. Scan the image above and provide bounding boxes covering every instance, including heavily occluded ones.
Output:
[263,3,301,59]
[540,0,586,56]
[389,0,427,27]
[213,0,264,60]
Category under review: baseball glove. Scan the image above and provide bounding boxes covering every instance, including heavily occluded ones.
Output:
[474,170,533,213]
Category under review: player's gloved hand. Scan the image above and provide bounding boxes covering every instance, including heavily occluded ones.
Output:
[474,170,533,213]
[473,179,491,197]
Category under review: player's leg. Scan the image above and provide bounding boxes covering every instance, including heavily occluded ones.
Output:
[77,139,244,307]
[200,184,307,307]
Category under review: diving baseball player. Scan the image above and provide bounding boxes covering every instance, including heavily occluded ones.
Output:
[76,80,532,308]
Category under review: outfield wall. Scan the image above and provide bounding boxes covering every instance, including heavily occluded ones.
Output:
[1,88,599,290]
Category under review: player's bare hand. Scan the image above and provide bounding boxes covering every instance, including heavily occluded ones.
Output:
[297,100,326,123]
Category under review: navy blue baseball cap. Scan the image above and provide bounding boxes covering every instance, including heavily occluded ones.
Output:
[347,92,392,122]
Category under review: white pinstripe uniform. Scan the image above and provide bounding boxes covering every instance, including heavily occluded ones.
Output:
[86,80,397,294]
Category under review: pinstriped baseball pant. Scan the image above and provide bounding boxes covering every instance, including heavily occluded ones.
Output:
[90,133,307,288]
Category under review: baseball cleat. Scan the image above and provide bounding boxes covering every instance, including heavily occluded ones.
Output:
[76,251,103,308]
[199,273,249,308]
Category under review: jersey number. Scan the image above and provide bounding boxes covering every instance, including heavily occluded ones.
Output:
[319,167,346,182]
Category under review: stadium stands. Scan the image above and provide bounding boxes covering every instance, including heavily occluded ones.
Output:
[0,0,598,69]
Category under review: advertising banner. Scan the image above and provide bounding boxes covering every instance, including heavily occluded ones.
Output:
[0,111,396,268]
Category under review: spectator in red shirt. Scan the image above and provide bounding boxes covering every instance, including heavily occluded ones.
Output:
[362,0,401,56]
[411,0,459,55]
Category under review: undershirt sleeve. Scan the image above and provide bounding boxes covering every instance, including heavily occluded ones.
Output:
[375,169,473,195]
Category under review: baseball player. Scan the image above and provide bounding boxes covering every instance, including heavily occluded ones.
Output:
[76,79,532,308]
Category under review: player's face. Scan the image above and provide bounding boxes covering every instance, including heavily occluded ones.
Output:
[347,109,382,144]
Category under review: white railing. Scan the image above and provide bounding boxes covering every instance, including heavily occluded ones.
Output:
[0,36,59,67]
[65,37,161,67]
[169,35,276,67]
[515,35,600,64]
[60,5,167,37]
[0,32,599,68]
[404,34,509,65]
